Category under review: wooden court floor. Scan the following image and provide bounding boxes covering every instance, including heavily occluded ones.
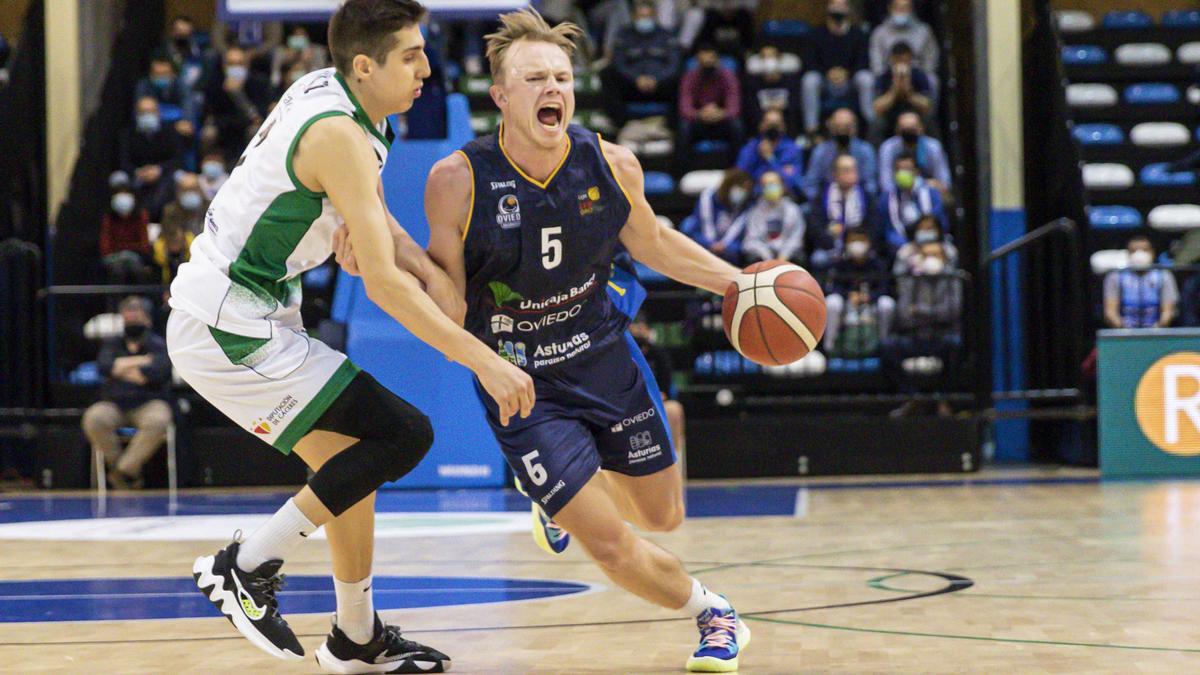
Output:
[2,467,1200,673]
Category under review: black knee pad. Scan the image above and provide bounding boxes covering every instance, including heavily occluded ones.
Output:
[306,371,435,515]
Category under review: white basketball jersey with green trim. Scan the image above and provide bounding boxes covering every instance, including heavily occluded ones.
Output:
[169,67,391,339]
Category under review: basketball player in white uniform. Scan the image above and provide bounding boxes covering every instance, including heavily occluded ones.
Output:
[167,1,533,671]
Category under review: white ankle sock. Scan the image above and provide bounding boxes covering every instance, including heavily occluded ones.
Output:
[335,575,376,644]
[236,498,317,572]
[681,577,732,618]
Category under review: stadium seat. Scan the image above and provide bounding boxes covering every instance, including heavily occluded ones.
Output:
[1088,205,1143,229]
[1072,123,1124,145]
[625,101,671,119]
[789,350,826,376]
[573,72,601,94]
[1190,86,1200,105]
[1054,10,1095,33]
[680,170,724,196]
[1114,43,1171,66]
[694,352,714,375]
[642,171,676,195]
[1148,204,1200,231]
[459,75,491,96]
[1102,10,1153,29]
[684,56,739,73]
[68,361,101,386]
[1061,45,1107,65]
[1163,10,1200,28]
[761,20,811,39]
[656,215,676,230]
[83,313,123,340]
[1082,163,1134,189]
[745,52,802,76]
[639,138,675,157]
[1124,83,1179,104]
[302,265,333,290]
[1140,163,1196,186]
[693,140,730,155]
[1090,249,1128,274]
[1129,122,1190,146]
[1178,42,1200,65]
[1066,83,1117,107]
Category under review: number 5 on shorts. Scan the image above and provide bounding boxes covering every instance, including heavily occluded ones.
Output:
[521,450,548,486]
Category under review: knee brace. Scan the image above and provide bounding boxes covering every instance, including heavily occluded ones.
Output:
[306,371,435,515]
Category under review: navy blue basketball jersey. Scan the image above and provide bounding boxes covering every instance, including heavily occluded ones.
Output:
[458,124,633,373]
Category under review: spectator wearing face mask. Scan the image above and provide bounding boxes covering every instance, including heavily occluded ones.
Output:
[736,110,803,191]
[892,214,958,275]
[802,107,878,202]
[679,44,743,163]
[823,228,894,357]
[802,0,874,134]
[883,239,961,416]
[134,57,196,138]
[197,151,229,201]
[206,46,276,160]
[872,41,933,141]
[683,168,753,264]
[153,221,195,290]
[741,171,807,264]
[160,172,209,237]
[600,1,682,127]
[99,184,153,284]
[869,0,939,93]
[810,153,879,271]
[120,97,183,219]
[742,44,802,132]
[271,26,328,89]
[1103,236,1178,329]
[80,296,173,489]
[878,112,950,193]
[881,153,946,252]
[162,15,213,92]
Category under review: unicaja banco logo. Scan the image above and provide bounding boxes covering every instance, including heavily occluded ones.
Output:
[1135,352,1200,455]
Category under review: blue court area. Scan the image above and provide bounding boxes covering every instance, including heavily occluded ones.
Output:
[0,575,592,623]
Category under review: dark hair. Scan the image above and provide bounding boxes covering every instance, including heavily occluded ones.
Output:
[694,42,718,56]
[119,295,153,317]
[328,0,426,75]
[893,151,917,168]
[717,168,753,204]
[845,227,870,242]
[890,41,913,57]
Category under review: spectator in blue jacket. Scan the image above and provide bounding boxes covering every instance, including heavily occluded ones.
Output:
[878,112,950,194]
[599,1,681,126]
[881,152,946,252]
[683,168,754,264]
[803,107,879,202]
[736,110,803,193]
[810,153,879,272]
[135,56,197,139]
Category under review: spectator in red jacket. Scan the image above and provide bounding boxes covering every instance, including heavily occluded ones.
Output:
[679,44,743,166]
[99,187,153,284]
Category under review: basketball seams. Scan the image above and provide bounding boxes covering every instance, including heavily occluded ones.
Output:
[724,261,823,365]
[751,270,782,365]
[755,285,818,351]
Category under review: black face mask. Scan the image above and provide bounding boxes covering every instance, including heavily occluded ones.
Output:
[700,64,717,75]
[763,126,782,142]
[900,129,919,143]
[829,11,848,23]
[174,37,192,52]
[124,323,148,341]
[833,133,851,146]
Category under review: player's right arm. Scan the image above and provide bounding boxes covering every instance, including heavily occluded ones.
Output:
[295,116,533,425]
[423,153,472,323]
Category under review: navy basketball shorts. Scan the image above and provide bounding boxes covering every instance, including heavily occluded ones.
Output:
[475,332,677,517]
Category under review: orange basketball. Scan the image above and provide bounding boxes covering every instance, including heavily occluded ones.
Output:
[722,261,826,366]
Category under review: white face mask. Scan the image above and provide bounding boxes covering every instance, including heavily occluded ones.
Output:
[728,187,748,207]
[921,255,945,275]
[846,241,869,258]
[1129,249,1153,269]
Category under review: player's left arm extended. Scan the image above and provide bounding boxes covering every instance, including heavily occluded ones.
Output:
[605,141,739,296]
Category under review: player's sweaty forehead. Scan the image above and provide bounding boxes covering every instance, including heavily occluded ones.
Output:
[503,40,572,83]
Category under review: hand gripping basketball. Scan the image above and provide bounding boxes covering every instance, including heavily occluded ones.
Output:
[722,261,827,366]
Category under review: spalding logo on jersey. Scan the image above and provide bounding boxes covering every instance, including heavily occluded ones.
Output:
[497,194,521,229]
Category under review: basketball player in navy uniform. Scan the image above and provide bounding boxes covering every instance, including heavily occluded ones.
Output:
[337,8,749,671]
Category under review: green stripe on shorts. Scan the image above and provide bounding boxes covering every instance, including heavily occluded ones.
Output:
[208,325,272,366]
[274,359,361,454]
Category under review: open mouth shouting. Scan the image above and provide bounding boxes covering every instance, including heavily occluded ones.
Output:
[537,102,564,131]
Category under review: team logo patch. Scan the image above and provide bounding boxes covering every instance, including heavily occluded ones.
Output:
[488,281,525,308]
[491,314,514,334]
[252,419,272,435]
[577,185,602,216]
[498,340,527,367]
[497,194,522,229]
[629,431,654,451]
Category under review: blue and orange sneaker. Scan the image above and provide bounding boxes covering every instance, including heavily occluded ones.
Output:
[686,606,751,672]
[514,477,570,555]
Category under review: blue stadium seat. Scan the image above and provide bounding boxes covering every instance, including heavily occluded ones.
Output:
[68,361,101,386]
[1102,10,1153,29]
[761,20,811,38]
[1162,10,1200,28]
[1072,123,1124,145]
[1061,45,1107,65]
[694,352,714,375]
[693,139,730,154]
[625,101,670,119]
[684,56,740,72]
[642,171,676,195]
[679,214,699,238]
[1124,83,1179,104]
[741,356,761,375]
[302,264,333,290]
[157,103,184,123]
[1089,205,1143,229]
[1140,163,1197,186]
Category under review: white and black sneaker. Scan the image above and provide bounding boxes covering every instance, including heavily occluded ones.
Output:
[192,536,304,661]
[315,613,451,673]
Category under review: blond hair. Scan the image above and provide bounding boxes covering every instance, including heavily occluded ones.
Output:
[484,8,582,82]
